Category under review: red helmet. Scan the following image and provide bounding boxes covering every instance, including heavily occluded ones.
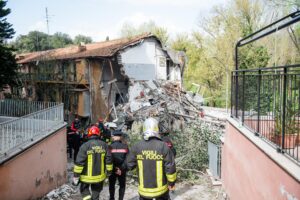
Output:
[87,126,100,137]
[98,117,104,122]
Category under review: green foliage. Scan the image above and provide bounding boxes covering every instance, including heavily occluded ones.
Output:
[50,32,73,49]
[12,31,52,52]
[120,20,170,46]
[73,34,93,45]
[126,120,222,180]
[170,121,222,180]
[0,0,14,41]
[10,31,93,53]
[0,0,18,90]
[239,45,270,69]
[275,98,300,136]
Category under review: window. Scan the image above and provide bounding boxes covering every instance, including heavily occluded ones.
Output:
[159,57,166,67]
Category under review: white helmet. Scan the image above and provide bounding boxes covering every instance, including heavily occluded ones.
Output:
[143,117,160,140]
[105,122,117,129]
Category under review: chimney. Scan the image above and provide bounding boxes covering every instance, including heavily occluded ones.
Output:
[78,43,86,52]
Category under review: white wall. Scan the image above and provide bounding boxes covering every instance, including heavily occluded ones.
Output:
[120,38,168,80]
[170,65,181,81]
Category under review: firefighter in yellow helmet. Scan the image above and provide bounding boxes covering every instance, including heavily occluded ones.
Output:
[126,117,177,200]
[73,126,113,200]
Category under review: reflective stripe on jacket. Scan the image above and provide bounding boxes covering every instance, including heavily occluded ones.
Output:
[126,138,176,198]
[73,136,112,183]
[109,141,129,171]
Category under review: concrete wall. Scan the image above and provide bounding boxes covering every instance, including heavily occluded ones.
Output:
[169,65,181,81]
[120,38,168,80]
[222,119,300,200]
[0,127,67,200]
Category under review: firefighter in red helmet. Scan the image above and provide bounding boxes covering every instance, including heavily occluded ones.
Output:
[73,126,113,200]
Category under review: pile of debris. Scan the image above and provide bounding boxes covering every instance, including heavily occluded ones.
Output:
[42,184,77,200]
[113,80,226,133]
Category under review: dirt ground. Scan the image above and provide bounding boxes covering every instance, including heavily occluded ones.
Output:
[60,159,224,200]
[66,179,223,200]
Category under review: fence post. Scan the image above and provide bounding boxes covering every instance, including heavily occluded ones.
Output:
[281,67,287,150]
[256,69,261,136]
[242,71,245,124]
[231,72,233,117]
[235,71,239,118]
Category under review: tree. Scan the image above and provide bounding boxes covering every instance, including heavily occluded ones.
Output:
[50,32,73,48]
[11,31,94,53]
[181,0,270,106]
[12,31,52,52]
[239,45,269,69]
[266,0,300,10]
[0,0,18,90]
[73,34,93,45]
[120,21,170,46]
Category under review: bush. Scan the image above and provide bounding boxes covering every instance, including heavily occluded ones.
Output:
[126,120,223,180]
[170,120,222,180]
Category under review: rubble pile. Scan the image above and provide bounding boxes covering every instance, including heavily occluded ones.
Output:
[114,80,226,133]
[42,184,77,200]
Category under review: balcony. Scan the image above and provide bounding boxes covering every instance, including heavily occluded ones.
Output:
[18,72,88,85]
[231,65,300,163]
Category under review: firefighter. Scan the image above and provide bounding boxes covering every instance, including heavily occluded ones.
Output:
[160,132,176,158]
[126,117,176,200]
[97,117,106,134]
[159,124,176,157]
[66,126,73,159]
[109,130,129,200]
[71,117,81,132]
[102,122,117,145]
[73,126,113,200]
[69,117,82,161]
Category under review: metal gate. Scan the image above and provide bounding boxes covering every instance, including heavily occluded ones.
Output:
[208,141,221,179]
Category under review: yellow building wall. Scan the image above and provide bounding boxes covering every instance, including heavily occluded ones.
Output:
[75,59,89,85]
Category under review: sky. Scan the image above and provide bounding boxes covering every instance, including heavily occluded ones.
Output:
[6,0,227,42]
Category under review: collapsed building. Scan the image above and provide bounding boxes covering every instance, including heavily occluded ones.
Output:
[15,33,186,123]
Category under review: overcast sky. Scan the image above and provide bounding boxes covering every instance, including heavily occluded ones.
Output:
[7,0,227,42]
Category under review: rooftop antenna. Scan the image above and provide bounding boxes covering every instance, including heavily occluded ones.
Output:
[45,7,50,34]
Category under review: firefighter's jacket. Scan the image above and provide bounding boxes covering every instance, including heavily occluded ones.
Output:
[73,136,113,183]
[126,137,176,198]
[161,135,176,157]
[71,121,81,132]
[109,140,129,171]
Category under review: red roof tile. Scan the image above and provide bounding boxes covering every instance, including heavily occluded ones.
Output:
[17,33,158,64]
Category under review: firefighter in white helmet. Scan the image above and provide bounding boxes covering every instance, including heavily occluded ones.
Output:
[126,117,177,200]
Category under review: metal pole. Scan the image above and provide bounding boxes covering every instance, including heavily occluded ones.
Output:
[256,69,261,136]
[230,71,233,117]
[235,43,239,118]
[226,69,229,113]
[242,71,245,124]
[281,67,287,150]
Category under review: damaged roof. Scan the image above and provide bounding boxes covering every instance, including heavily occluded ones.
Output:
[16,33,160,64]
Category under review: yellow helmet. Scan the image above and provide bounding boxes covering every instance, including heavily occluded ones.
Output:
[143,117,160,140]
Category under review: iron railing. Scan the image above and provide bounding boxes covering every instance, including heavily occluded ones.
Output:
[231,65,300,162]
[0,100,64,156]
[0,99,59,117]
